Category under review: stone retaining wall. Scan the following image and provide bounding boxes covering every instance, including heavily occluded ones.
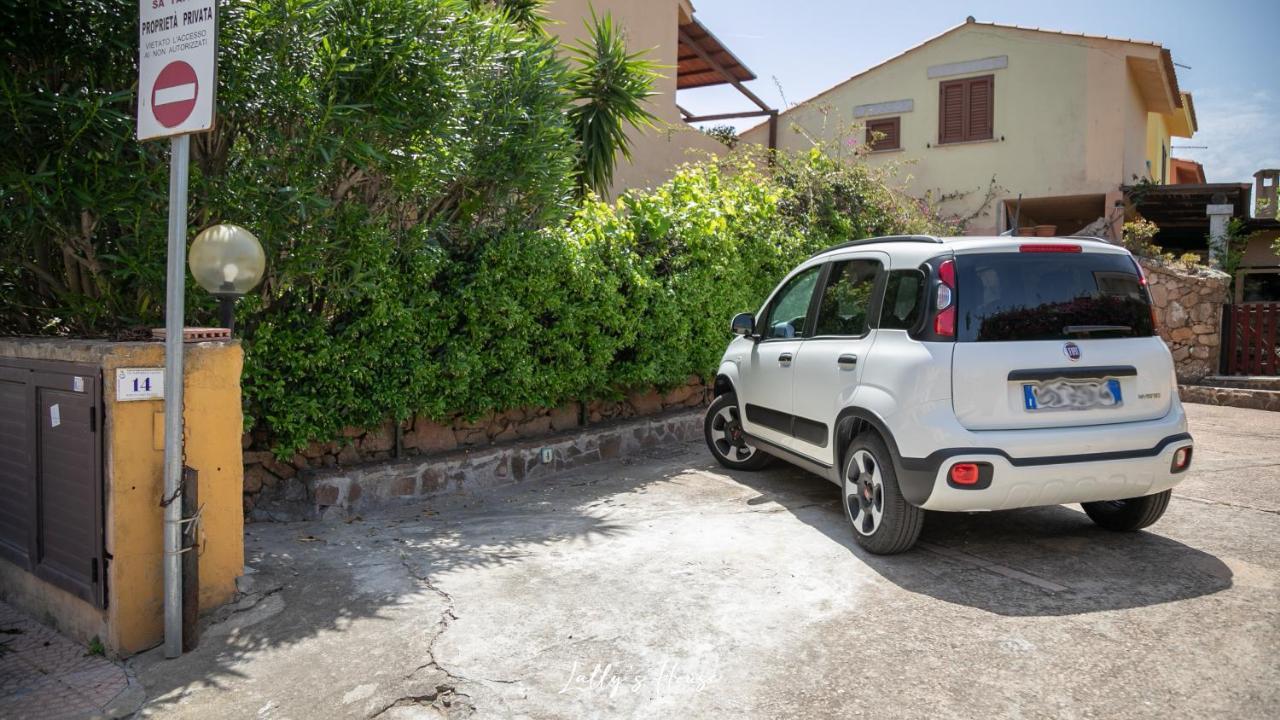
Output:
[1140,258,1231,382]
[1179,385,1280,412]
[242,376,709,515]
[251,409,704,521]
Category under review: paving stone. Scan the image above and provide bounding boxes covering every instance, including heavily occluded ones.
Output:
[0,600,140,720]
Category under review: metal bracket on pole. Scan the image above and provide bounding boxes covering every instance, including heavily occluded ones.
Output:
[163,134,190,659]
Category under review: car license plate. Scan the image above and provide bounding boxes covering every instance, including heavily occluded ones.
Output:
[1023,378,1123,411]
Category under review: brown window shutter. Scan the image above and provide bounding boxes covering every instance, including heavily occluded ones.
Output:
[938,80,966,144]
[866,117,900,151]
[966,75,994,141]
[938,75,994,144]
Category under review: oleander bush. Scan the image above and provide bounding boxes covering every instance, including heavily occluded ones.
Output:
[1,1,953,454]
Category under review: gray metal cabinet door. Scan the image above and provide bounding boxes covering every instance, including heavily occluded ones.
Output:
[33,370,104,608]
[0,364,35,570]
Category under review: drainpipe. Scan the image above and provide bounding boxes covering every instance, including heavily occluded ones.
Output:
[1206,201,1233,270]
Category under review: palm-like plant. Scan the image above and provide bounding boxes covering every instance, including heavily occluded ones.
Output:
[566,10,659,197]
[470,0,546,32]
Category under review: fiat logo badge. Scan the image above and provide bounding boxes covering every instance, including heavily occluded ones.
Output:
[1063,342,1082,361]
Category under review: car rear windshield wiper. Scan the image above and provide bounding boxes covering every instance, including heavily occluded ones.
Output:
[1063,325,1132,335]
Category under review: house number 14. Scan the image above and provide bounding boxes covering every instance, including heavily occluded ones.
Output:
[116,368,165,401]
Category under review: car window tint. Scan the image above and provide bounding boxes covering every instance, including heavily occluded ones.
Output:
[956,252,1155,341]
[814,259,880,336]
[762,266,820,339]
[879,269,925,331]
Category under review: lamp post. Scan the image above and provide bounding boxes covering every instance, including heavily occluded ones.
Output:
[189,224,266,332]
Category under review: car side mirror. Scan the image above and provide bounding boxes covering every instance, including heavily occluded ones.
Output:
[731,312,757,338]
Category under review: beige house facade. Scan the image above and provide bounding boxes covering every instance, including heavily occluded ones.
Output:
[741,18,1198,237]
[542,0,773,196]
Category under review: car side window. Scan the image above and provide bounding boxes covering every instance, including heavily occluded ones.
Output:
[813,259,880,337]
[879,269,925,331]
[761,266,821,339]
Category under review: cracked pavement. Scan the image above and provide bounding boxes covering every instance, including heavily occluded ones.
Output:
[130,403,1280,718]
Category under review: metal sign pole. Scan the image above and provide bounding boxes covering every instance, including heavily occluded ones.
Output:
[162,133,191,659]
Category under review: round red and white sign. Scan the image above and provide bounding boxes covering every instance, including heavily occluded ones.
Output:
[151,61,199,129]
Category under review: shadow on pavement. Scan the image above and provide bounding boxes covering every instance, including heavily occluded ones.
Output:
[129,490,629,717]
[128,441,1236,715]
[722,459,1234,617]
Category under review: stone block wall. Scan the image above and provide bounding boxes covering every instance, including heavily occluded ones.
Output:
[1140,258,1231,382]
[242,375,709,514]
[251,410,704,521]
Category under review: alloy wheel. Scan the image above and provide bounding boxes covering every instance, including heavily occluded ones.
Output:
[711,405,758,463]
[845,449,884,536]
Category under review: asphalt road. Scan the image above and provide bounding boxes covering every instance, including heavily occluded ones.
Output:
[133,403,1280,719]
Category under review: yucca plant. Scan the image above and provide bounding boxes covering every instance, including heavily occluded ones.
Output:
[566,10,659,197]
[470,0,546,32]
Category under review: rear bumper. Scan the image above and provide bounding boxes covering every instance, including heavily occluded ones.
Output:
[913,433,1192,511]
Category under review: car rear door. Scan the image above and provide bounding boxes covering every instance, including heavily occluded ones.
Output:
[737,264,822,450]
[950,245,1175,431]
[789,253,888,465]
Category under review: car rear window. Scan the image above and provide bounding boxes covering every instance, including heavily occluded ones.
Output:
[955,252,1154,342]
[879,269,925,331]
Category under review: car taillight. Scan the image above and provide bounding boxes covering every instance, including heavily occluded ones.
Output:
[1130,255,1159,332]
[934,259,956,337]
[1019,244,1082,253]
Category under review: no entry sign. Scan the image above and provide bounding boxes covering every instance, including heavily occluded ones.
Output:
[137,0,218,140]
[152,60,199,128]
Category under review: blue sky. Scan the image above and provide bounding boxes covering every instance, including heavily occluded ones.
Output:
[680,0,1280,184]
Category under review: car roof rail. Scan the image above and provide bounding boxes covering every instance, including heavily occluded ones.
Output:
[808,235,943,259]
[1061,235,1118,245]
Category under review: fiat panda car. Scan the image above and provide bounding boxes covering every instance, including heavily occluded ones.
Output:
[705,235,1193,554]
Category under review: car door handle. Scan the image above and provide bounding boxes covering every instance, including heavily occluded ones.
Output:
[778,353,793,366]
[837,354,858,368]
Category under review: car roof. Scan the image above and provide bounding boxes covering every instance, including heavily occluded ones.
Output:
[808,234,1128,269]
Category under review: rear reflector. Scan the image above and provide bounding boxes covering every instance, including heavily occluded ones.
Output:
[1020,244,1082,253]
[1171,446,1193,473]
[949,463,980,485]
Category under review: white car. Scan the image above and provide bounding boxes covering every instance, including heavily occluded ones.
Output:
[705,235,1193,554]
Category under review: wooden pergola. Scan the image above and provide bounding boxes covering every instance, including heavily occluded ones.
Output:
[1124,183,1253,251]
[674,16,777,150]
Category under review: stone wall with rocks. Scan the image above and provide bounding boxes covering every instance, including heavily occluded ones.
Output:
[242,375,709,515]
[1179,384,1280,412]
[250,410,704,522]
[1140,258,1231,382]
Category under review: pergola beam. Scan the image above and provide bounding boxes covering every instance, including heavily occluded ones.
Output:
[683,109,773,123]
[677,28,772,114]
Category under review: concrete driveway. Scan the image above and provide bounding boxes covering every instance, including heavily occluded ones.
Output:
[132,404,1280,719]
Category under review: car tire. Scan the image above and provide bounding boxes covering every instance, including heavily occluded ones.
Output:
[842,432,924,555]
[1081,490,1171,531]
[704,393,771,471]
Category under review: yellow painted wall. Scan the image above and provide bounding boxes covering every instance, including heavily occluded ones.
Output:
[1146,111,1171,183]
[102,341,243,654]
[741,23,1178,235]
[542,0,726,196]
[0,339,243,656]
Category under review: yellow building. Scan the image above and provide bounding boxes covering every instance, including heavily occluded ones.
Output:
[542,0,775,196]
[740,17,1199,237]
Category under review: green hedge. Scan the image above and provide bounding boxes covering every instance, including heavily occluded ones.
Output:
[1,1,953,455]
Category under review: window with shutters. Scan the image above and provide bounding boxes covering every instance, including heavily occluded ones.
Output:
[937,75,994,144]
[865,117,901,151]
